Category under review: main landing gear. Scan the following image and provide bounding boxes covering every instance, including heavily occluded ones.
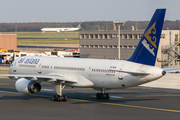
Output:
[96,88,110,100]
[52,81,67,102]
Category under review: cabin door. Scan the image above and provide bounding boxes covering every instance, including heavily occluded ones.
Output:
[118,64,124,80]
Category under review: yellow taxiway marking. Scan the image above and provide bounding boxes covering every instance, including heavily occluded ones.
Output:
[0,90,21,95]
[0,90,180,113]
[70,99,180,113]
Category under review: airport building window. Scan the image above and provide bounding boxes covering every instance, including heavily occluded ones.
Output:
[99,45,103,48]
[21,54,26,57]
[113,34,117,37]
[94,34,98,39]
[99,34,103,39]
[80,34,84,39]
[85,34,89,39]
[108,45,112,48]
[128,34,132,39]
[104,34,107,39]
[123,34,127,39]
[84,45,88,48]
[89,45,93,48]
[80,45,84,48]
[103,45,107,48]
[139,34,142,39]
[134,34,137,39]
[108,34,112,39]
[113,45,117,48]
[161,34,165,39]
[129,46,132,49]
[175,34,178,41]
[90,34,93,39]
[94,45,98,48]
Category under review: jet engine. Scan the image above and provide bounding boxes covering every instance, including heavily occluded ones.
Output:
[15,78,41,95]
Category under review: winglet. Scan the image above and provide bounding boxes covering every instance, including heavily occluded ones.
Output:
[127,9,166,66]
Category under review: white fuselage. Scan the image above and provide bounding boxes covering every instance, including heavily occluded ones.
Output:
[9,56,164,89]
[41,27,80,32]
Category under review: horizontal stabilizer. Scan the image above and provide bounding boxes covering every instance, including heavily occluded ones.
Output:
[109,69,150,76]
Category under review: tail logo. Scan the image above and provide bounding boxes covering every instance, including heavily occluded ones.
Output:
[142,22,157,56]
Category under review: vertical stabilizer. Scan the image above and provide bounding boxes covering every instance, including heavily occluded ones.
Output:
[77,23,81,28]
[127,9,166,66]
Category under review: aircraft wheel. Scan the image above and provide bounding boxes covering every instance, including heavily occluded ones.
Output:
[57,96,63,102]
[63,95,68,101]
[54,95,58,101]
[106,93,110,99]
[96,93,100,99]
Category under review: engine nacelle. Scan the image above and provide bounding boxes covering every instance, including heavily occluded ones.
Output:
[15,78,41,95]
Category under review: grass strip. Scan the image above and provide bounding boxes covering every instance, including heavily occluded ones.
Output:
[17,39,79,44]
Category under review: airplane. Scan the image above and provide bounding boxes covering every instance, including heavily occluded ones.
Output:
[41,23,81,33]
[1,9,176,102]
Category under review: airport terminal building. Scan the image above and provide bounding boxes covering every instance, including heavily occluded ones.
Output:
[79,30,180,68]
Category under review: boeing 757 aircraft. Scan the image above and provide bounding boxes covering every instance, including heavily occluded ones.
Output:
[1,9,177,102]
[41,23,81,33]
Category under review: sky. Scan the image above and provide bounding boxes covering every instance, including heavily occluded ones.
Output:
[0,0,180,23]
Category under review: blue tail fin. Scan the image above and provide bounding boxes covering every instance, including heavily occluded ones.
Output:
[127,9,166,66]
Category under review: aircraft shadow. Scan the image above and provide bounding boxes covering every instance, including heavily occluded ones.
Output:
[0,87,159,103]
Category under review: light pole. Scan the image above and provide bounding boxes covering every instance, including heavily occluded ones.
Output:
[113,21,125,60]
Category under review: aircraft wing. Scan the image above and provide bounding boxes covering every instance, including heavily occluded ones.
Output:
[162,67,180,73]
[109,69,150,76]
[0,74,77,83]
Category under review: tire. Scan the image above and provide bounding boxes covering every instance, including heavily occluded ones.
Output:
[54,95,58,101]
[63,95,67,102]
[57,96,63,102]
[106,93,110,100]
[96,93,100,99]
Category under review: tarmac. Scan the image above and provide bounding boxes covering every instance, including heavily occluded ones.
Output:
[0,69,180,119]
